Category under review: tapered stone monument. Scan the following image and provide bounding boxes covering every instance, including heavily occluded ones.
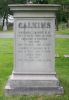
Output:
[5,4,63,95]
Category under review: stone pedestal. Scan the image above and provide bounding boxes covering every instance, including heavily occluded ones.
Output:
[5,4,63,96]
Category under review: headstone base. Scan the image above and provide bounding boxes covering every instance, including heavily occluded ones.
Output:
[5,74,63,96]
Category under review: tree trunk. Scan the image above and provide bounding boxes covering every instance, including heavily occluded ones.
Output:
[67,19,69,27]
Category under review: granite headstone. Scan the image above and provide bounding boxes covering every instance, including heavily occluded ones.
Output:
[5,4,63,95]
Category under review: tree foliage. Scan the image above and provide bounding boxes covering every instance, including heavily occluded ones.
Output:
[0,0,9,27]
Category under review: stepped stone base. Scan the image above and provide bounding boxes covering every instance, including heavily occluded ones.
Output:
[5,74,63,96]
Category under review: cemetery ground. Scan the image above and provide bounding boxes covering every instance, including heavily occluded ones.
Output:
[56,23,69,35]
[56,27,69,35]
[0,37,69,100]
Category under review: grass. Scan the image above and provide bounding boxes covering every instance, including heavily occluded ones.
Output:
[0,30,13,34]
[56,28,69,35]
[0,38,69,100]
[56,23,69,35]
[55,38,69,56]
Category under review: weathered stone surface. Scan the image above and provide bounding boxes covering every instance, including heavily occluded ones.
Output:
[5,4,63,96]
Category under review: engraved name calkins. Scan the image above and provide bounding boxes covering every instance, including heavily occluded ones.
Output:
[18,22,51,28]
[16,20,52,62]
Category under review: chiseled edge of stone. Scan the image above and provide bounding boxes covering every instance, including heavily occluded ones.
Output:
[8,4,60,7]
[8,4,61,12]
[5,86,64,96]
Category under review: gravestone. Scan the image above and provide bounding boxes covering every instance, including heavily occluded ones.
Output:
[5,4,63,95]
[3,19,7,31]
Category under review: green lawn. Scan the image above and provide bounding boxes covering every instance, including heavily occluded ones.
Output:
[0,39,69,100]
[56,23,69,35]
[55,38,69,56]
[56,28,69,35]
[0,30,13,34]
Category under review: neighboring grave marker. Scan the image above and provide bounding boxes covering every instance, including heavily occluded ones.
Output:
[5,4,63,95]
[3,19,7,31]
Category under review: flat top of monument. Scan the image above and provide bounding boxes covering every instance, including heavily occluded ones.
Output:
[9,4,60,7]
[9,4,60,12]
